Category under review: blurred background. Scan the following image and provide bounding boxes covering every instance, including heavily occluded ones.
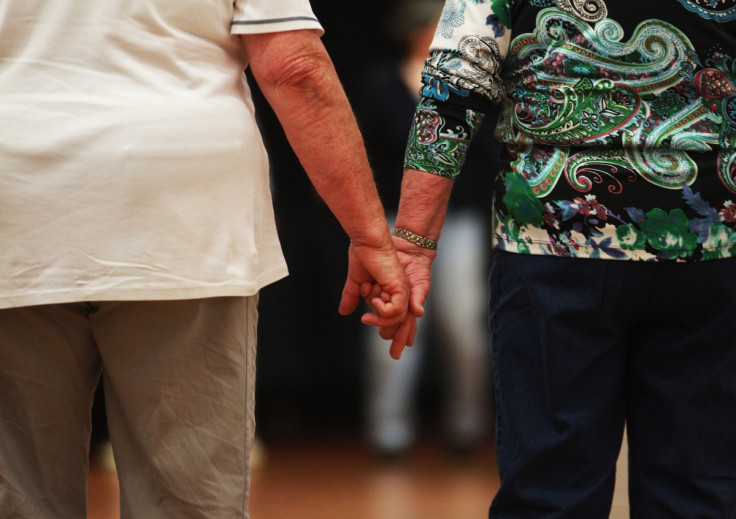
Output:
[86,2,632,518]
[252,0,497,453]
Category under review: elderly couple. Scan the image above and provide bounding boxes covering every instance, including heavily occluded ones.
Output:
[1,0,735,518]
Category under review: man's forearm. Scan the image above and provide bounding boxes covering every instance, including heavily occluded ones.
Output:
[244,30,390,248]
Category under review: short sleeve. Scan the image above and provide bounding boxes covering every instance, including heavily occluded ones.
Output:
[231,0,324,35]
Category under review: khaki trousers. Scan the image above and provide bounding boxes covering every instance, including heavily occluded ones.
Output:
[0,296,258,519]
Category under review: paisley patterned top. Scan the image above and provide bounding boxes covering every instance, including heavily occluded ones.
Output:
[405,0,736,261]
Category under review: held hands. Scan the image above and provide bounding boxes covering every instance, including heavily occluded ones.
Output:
[337,236,435,360]
[338,240,411,329]
[358,237,436,360]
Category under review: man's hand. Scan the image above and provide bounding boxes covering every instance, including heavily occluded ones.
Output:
[357,236,436,359]
[339,241,410,328]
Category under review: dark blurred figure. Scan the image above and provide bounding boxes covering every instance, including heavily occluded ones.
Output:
[352,0,500,456]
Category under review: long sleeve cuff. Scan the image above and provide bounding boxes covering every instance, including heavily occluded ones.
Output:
[403,52,495,179]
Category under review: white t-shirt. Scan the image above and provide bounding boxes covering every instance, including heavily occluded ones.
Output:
[0,0,323,309]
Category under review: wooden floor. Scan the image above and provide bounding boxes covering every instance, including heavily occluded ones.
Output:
[87,436,630,519]
[250,439,499,519]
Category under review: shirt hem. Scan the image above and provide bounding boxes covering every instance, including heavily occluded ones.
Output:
[492,236,735,262]
[0,268,288,310]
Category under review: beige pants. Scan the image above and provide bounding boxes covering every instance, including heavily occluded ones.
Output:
[0,296,258,519]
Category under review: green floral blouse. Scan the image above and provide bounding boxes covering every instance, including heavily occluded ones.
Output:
[405,0,736,261]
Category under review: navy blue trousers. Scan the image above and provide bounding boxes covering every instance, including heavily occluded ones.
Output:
[488,251,736,519]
